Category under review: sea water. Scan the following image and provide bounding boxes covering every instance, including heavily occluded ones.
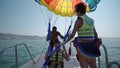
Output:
[0,37,120,68]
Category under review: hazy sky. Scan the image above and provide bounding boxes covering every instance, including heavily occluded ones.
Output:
[0,0,120,37]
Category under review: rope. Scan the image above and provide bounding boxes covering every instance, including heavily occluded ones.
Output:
[64,17,67,35]
[39,5,53,28]
[36,41,47,63]
[52,15,59,26]
[39,6,48,27]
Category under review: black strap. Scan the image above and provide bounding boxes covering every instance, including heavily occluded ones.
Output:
[55,51,58,68]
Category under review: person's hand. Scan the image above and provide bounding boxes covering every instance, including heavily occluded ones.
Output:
[97,38,102,47]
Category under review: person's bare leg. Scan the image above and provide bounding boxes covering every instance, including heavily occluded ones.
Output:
[77,52,89,68]
[89,58,97,68]
[73,42,89,68]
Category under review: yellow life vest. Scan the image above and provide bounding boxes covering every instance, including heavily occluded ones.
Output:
[78,15,94,37]
[49,50,63,68]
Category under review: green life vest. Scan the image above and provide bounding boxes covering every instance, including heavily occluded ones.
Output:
[49,50,63,68]
[78,15,94,37]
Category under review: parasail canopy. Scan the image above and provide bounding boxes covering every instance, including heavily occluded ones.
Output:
[35,0,100,17]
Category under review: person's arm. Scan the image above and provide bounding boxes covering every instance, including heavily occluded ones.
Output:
[58,32,64,39]
[62,45,69,61]
[63,19,83,45]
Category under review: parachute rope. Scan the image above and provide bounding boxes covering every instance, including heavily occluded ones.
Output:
[38,5,48,27]
[52,15,59,26]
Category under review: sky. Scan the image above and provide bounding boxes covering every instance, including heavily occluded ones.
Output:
[0,0,120,37]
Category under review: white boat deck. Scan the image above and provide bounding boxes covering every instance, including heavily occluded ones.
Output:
[20,54,81,68]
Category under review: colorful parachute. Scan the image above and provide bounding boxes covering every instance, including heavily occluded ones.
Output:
[35,0,100,17]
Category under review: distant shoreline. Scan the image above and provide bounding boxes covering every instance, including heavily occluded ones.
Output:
[0,33,45,40]
[0,33,120,40]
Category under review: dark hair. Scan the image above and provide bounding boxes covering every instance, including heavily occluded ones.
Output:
[75,3,86,15]
[52,26,57,31]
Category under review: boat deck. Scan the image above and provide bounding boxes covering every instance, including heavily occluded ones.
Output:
[20,54,81,68]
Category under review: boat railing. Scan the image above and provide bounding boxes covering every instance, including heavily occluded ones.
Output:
[108,62,120,68]
[98,44,120,68]
[98,44,109,68]
[0,43,36,68]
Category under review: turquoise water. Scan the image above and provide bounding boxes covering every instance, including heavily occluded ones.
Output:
[0,37,120,68]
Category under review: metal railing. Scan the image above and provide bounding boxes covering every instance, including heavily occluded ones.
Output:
[108,62,120,68]
[0,43,36,68]
[98,44,120,68]
[98,44,109,68]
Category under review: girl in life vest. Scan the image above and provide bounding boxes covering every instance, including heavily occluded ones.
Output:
[46,43,69,68]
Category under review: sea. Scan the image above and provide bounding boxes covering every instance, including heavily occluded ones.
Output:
[0,37,120,68]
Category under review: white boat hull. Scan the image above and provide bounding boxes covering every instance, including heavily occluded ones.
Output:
[20,54,81,68]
